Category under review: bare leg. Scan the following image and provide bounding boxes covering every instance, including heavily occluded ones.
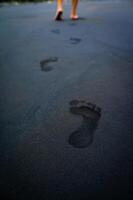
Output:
[56,0,63,12]
[70,0,79,20]
[55,0,63,20]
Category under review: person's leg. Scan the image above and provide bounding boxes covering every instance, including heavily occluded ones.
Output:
[70,0,79,20]
[55,0,63,20]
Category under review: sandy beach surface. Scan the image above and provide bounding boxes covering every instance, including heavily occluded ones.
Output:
[0,1,133,199]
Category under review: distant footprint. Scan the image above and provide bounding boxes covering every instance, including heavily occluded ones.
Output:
[68,100,101,148]
[69,22,77,27]
[51,29,60,34]
[40,57,58,72]
[70,37,82,45]
[69,17,86,26]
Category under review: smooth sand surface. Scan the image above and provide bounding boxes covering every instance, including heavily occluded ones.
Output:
[0,1,133,199]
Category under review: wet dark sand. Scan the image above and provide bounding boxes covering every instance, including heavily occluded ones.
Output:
[0,1,133,199]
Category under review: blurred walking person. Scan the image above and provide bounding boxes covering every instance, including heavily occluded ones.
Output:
[54,0,79,20]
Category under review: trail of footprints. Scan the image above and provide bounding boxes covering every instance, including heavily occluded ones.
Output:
[40,29,82,72]
[40,27,101,149]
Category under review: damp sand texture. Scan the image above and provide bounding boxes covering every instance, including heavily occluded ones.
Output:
[0,1,133,200]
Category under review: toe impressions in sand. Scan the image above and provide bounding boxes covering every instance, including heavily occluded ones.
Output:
[68,100,102,148]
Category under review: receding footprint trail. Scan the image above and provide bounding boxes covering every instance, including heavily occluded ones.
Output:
[68,100,102,148]
[40,57,58,72]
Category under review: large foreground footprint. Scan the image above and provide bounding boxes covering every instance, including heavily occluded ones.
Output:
[68,100,102,148]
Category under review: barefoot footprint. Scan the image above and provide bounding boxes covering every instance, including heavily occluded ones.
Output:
[68,100,102,148]
[40,57,58,72]
[51,29,60,34]
[70,37,82,45]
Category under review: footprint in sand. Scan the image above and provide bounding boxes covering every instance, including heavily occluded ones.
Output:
[70,37,82,45]
[69,22,77,26]
[40,57,58,72]
[68,100,102,148]
[51,29,60,34]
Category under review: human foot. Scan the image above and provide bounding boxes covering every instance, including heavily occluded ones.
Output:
[70,15,79,20]
[54,10,63,21]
